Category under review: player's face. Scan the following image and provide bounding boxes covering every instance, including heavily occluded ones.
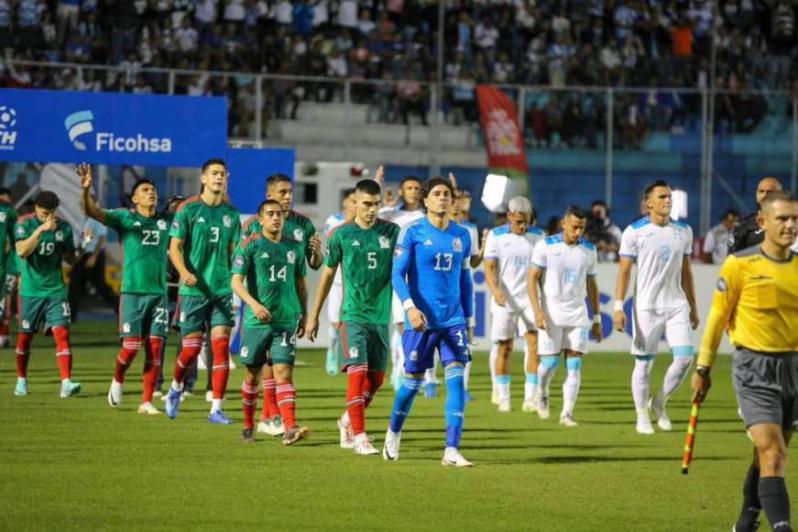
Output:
[34,205,55,222]
[425,185,452,216]
[268,181,293,212]
[508,211,530,234]
[756,178,782,206]
[259,204,285,234]
[646,186,672,217]
[400,180,421,206]
[562,214,587,244]
[760,199,798,248]
[201,164,228,194]
[132,183,158,209]
[355,191,381,224]
[0,193,11,203]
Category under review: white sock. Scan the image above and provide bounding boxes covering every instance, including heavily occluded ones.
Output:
[171,378,184,392]
[341,410,350,425]
[424,354,438,385]
[391,328,404,379]
[463,361,471,390]
[562,362,581,417]
[211,398,223,414]
[658,356,693,405]
[632,356,654,414]
[489,343,498,389]
[497,375,511,402]
[524,380,537,402]
[328,325,338,355]
[537,354,560,398]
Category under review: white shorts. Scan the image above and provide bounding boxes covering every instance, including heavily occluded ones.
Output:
[327,283,344,324]
[391,291,404,325]
[491,305,536,341]
[538,325,589,355]
[631,306,693,356]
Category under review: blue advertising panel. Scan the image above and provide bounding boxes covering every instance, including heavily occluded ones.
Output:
[0,89,227,166]
[225,146,294,214]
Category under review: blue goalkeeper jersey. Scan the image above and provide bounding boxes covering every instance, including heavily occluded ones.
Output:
[392,217,474,330]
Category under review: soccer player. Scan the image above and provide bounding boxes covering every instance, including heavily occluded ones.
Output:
[483,196,545,413]
[164,159,241,424]
[0,186,17,348]
[78,164,169,415]
[13,191,85,397]
[233,199,310,445]
[528,206,601,426]
[306,179,399,455]
[320,187,357,376]
[242,173,322,436]
[379,175,424,391]
[692,191,797,532]
[614,180,699,435]
[383,177,474,467]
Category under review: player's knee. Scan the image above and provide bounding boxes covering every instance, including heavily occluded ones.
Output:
[757,444,787,473]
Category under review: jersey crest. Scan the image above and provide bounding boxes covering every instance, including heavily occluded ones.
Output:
[157,220,167,230]
[287,250,296,264]
[293,228,304,242]
[452,238,463,252]
[55,230,64,242]
[222,215,232,228]
[379,236,390,249]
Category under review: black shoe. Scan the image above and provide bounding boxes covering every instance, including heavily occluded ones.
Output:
[242,428,256,444]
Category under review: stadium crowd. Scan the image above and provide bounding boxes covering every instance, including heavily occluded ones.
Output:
[0,0,794,140]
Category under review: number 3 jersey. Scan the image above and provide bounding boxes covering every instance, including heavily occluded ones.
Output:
[14,214,75,297]
[231,233,306,329]
[324,219,399,324]
[169,196,241,298]
[104,209,170,295]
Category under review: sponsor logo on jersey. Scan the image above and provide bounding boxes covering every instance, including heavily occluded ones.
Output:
[351,240,361,247]
[286,250,296,264]
[349,346,359,358]
[423,239,433,246]
[379,236,390,249]
[293,228,304,242]
[222,215,231,228]
[260,252,269,259]
[197,217,205,223]
[157,220,167,230]
[452,238,462,252]
[133,221,141,227]
[55,230,64,242]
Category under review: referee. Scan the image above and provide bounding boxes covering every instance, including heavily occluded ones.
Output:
[692,191,798,532]
[728,176,783,253]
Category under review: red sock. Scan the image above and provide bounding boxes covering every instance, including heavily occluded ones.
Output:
[260,378,279,420]
[114,337,142,384]
[141,336,163,403]
[210,335,230,400]
[241,380,259,430]
[276,381,296,429]
[52,326,72,380]
[346,364,368,435]
[173,336,203,385]
[16,331,33,378]
[363,370,385,409]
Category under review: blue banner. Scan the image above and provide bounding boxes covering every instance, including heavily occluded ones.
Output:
[0,89,227,166]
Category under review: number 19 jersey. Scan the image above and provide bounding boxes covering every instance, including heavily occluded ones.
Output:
[14,215,75,297]
[105,209,170,295]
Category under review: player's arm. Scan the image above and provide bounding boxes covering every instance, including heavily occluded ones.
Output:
[307,231,341,340]
[613,257,633,331]
[168,236,197,286]
[484,258,506,306]
[306,222,323,270]
[528,266,546,329]
[85,234,105,267]
[469,228,489,268]
[459,260,474,321]
[393,229,426,331]
[62,225,85,266]
[231,273,270,323]
[78,163,107,224]
[295,274,308,338]
[587,275,602,342]
[15,215,57,258]
[681,255,700,329]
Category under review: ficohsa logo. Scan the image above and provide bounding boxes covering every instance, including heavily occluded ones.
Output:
[64,110,172,153]
[0,106,18,150]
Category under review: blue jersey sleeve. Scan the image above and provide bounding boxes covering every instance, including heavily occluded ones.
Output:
[460,265,473,319]
[391,225,413,306]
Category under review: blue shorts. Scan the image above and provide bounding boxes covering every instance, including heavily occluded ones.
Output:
[402,325,472,374]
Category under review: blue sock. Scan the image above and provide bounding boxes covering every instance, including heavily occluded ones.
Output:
[525,373,539,385]
[389,377,423,433]
[444,365,466,448]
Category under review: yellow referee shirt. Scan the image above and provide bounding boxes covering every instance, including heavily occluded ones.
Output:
[698,247,798,367]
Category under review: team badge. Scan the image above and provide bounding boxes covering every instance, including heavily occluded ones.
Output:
[55,231,64,242]
[379,236,390,249]
[233,255,244,268]
[157,220,167,230]
[287,250,296,264]
[123,323,131,333]
[222,215,231,228]
[452,238,462,252]
[171,220,179,230]
[293,228,304,242]
[180,312,186,322]
[716,278,728,292]
[394,247,403,257]
[241,347,249,357]
[22,320,29,329]
[349,346,359,358]
[0,212,6,222]
[409,350,418,361]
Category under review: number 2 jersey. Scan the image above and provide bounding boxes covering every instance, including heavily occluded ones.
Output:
[169,196,241,298]
[14,215,75,297]
[104,209,170,295]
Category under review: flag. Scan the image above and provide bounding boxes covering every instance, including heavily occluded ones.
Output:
[476,85,528,194]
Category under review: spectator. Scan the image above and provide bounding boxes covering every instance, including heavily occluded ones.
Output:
[588,200,623,262]
[337,0,357,29]
[702,209,740,264]
[397,74,427,127]
[57,0,80,41]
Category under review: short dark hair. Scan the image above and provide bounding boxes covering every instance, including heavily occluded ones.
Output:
[201,158,227,173]
[266,173,292,189]
[0,186,12,199]
[131,179,156,197]
[591,199,608,209]
[760,190,795,212]
[34,190,59,210]
[342,187,356,199]
[644,180,670,198]
[721,208,740,220]
[564,205,587,219]
[422,177,454,200]
[258,198,282,214]
[165,194,185,208]
[399,175,422,187]
[355,179,381,196]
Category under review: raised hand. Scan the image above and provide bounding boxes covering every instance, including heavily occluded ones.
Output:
[77,163,92,190]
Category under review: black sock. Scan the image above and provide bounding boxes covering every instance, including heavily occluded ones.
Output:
[759,477,792,532]
[736,464,761,530]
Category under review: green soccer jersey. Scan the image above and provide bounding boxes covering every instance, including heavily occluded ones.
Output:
[324,219,399,324]
[14,215,75,297]
[0,201,17,276]
[169,196,241,297]
[232,233,306,329]
[243,210,316,267]
[104,208,169,295]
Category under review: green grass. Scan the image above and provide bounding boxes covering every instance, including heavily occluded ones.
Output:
[0,321,794,531]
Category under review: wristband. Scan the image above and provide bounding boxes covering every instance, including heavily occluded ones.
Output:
[402,299,416,312]
[593,314,601,325]
[613,300,624,312]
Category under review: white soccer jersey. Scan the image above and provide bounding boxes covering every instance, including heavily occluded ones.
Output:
[531,234,597,327]
[484,224,545,311]
[323,211,347,286]
[459,220,480,257]
[380,206,424,230]
[619,216,693,311]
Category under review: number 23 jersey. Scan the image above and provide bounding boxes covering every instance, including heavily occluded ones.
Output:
[105,208,170,295]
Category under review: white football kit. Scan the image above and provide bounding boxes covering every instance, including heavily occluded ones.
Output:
[380,206,425,324]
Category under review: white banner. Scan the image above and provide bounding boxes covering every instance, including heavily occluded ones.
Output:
[298,263,731,354]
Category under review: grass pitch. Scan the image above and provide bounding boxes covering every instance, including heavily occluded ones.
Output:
[1,321,794,531]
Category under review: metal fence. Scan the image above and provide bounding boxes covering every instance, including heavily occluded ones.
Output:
[4,59,797,233]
